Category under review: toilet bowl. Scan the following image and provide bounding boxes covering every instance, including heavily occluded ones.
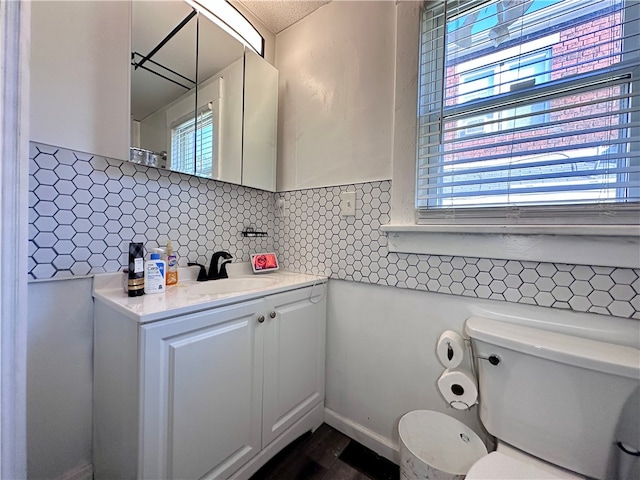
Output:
[466,442,585,479]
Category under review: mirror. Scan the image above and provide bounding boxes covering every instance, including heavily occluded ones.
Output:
[130,1,277,191]
[131,1,198,169]
[243,49,278,191]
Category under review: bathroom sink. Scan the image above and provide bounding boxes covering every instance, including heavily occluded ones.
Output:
[186,276,277,295]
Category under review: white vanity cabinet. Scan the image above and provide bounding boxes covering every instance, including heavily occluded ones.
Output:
[261,287,326,447]
[93,283,326,480]
[140,300,264,480]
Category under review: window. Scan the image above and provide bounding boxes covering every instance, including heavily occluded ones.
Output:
[457,47,552,138]
[170,109,216,177]
[416,0,640,224]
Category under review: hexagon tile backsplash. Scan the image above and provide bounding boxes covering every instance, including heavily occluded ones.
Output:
[273,183,640,320]
[28,142,275,279]
[29,142,639,319]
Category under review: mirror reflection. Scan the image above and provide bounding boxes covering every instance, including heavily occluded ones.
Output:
[130,0,245,182]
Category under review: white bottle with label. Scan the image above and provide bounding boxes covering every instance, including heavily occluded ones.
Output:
[144,251,166,294]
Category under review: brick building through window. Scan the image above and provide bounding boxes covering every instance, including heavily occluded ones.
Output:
[417,0,639,212]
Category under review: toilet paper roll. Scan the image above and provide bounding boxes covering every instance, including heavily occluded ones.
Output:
[437,368,478,410]
[436,330,465,368]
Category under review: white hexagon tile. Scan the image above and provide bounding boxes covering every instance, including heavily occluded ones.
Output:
[28,143,275,279]
[273,183,640,320]
[29,142,640,320]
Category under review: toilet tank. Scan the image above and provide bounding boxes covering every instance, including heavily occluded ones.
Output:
[465,315,640,480]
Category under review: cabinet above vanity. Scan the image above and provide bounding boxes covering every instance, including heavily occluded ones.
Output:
[93,267,327,479]
[131,1,278,191]
[31,0,278,193]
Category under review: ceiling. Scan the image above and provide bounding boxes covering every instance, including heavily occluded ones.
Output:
[236,0,330,34]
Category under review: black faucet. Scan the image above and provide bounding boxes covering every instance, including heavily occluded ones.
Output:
[208,251,233,280]
[187,262,209,281]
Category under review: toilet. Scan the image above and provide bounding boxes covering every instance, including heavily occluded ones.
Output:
[463,315,640,480]
[466,443,584,479]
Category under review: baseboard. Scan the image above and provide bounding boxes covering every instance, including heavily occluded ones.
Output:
[59,462,93,480]
[324,407,400,464]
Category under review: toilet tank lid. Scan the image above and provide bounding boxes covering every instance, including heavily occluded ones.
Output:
[465,316,639,379]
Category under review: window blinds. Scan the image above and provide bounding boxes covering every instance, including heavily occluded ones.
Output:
[195,110,214,177]
[171,109,215,177]
[416,0,640,223]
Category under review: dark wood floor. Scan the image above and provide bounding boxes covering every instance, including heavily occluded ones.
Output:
[249,424,399,480]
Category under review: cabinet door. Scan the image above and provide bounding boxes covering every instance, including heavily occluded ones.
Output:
[262,285,327,446]
[140,300,264,480]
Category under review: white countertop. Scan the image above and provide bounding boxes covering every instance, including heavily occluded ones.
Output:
[93,263,327,323]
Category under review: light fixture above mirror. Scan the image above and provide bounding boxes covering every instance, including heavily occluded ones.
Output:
[185,0,264,56]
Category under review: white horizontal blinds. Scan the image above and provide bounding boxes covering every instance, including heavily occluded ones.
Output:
[417,0,640,221]
[171,116,197,175]
[170,109,214,176]
[195,109,214,177]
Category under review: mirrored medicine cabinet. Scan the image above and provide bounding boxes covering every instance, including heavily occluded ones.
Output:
[130,1,277,192]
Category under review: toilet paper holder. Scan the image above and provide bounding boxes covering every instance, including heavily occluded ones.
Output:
[447,382,479,410]
[438,369,479,410]
[449,400,476,409]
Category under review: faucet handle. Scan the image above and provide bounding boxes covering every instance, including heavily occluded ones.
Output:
[208,251,233,280]
[187,262,208,282]
[218,256,233,279]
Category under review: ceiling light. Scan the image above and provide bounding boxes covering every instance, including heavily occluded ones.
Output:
[185,0,264,56]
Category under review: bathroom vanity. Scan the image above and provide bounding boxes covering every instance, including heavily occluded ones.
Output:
[92,267,327,479]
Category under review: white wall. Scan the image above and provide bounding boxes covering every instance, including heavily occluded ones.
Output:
[325,279,487,462]
[324,279,640,463]
[27,278,94,480]
[275,1,395,191]
[28,2,129,477]
[30,1,130,161]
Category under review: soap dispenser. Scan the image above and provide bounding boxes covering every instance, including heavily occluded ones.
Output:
[166,240,178,286]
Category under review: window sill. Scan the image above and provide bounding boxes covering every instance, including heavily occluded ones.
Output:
[380,224,640,268]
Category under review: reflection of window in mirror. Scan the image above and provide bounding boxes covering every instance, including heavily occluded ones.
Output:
[195,109,214,177]
[170,112,204,175]
[169,79,222,177]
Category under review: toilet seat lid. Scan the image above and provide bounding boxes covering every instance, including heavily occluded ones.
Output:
[466,451,583,479]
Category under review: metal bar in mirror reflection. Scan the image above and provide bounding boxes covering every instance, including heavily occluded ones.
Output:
[131,53,195,90]
[135,9,197,71]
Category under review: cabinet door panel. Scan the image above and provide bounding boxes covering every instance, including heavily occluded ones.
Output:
[141,300,263,479]
[262,286,326,446]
